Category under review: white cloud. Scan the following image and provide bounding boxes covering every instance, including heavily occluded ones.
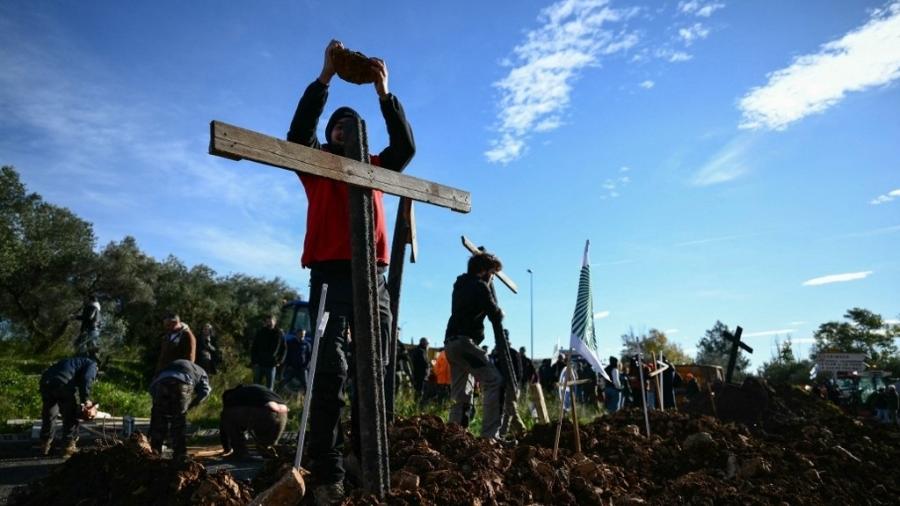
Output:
[739,2,900,130]
[744,328,795,338]
[789,321,807,326]
[674,233,748,247]
[664,328,680,335]
[802,271,873,286]
[639,79,655,89]
[593,310,611,319]
[679,1,725,17]
[600,168,633,199]
[870,188,900,205]
[486,0,639,164]
[679,23,710,45]
[885,319,900,325]
[689,135,754,186]
[184,225,302,281]
[657,49,693,62]
[790,337,817,345]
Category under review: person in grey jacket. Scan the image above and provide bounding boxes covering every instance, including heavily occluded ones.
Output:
[149,359,211,458]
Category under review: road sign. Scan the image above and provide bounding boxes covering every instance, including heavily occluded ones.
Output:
[815,352,867,373]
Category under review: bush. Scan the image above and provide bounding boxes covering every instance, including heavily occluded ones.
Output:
[0,362,42,421]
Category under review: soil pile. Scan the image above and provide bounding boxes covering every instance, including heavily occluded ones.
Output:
[10,433,252,506]
[327,385,900,505]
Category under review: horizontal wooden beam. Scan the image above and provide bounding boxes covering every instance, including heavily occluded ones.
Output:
[209,120,471,213]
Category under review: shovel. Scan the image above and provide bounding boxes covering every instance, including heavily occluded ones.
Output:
[249,284,330,506]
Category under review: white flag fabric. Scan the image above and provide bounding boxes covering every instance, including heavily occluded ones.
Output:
[569,240,611,382]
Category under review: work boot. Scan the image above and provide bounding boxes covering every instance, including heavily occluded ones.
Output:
[312,481,345,506]
[39,438,52,456]
[62,439,78,457]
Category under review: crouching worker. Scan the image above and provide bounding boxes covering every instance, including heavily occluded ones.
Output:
[149,359,210,458]
[39,357,98,456]
[220,384,289,459]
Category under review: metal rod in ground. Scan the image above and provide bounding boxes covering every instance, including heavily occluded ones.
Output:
[636,351,651,437]
[652,352,664,410]
[294,284,329,470]
[552,387,566,460]
[552,356,574,460]
[566,359,582,454]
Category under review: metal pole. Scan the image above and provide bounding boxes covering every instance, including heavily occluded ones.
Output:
[527,269,534,363]
[636,351,651,437]
[294,284,329,470]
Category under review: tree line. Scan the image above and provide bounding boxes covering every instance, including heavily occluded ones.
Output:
[619,310,899,382]
[1,166,297,376]
[3,165,897,384]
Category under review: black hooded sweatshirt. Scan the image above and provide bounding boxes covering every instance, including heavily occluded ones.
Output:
[445,273,503,344]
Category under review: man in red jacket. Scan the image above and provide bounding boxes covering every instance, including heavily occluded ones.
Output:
[286,39,415,504]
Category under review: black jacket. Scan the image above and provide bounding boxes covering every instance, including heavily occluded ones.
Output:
[410,345,429,381]
[287,79,416,171]
[222,384,285,408]
[251,326,287,368]
[40,357,97,402]
[445,273,503,344]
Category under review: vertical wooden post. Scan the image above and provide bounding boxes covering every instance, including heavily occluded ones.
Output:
[346,118,389,497]
[385,197,413,421]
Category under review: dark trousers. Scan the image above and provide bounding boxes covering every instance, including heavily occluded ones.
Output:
[220,406,287,455]
[149,379,193,456]
[411,373,427,400]
[39,382,79,442]
[307,263,391,485]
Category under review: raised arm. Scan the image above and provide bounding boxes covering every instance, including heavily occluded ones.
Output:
[287,40,342,147]
[371,58,416,172]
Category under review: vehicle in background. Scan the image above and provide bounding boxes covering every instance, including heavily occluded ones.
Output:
[279,299,312,341]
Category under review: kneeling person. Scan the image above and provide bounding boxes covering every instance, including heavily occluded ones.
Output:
[220,384,288,458]
[149,359,211,457]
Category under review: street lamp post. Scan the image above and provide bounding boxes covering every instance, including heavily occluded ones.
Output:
[527,269,534,363]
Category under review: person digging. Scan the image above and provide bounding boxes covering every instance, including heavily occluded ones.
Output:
[149,359,211,458]
[38,356,99,456]
[220,384,289,460]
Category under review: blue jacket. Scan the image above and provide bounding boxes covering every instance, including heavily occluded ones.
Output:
[150,359,211,407]
[41,357,97,403]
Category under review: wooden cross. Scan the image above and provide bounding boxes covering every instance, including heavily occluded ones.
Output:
[385,197,417,419]
[209,120,470,497]
[724,325,752,384]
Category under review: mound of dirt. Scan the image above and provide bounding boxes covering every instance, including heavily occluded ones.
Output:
[312,385,900,505]
[10,433,252,506]
[24,385,897,505]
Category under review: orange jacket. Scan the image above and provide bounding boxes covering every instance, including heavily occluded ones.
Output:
[433,351,451,385]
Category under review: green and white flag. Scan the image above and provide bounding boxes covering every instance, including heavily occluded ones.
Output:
[570,240,610,382]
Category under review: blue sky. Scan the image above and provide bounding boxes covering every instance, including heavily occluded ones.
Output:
[2,0,898,369]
